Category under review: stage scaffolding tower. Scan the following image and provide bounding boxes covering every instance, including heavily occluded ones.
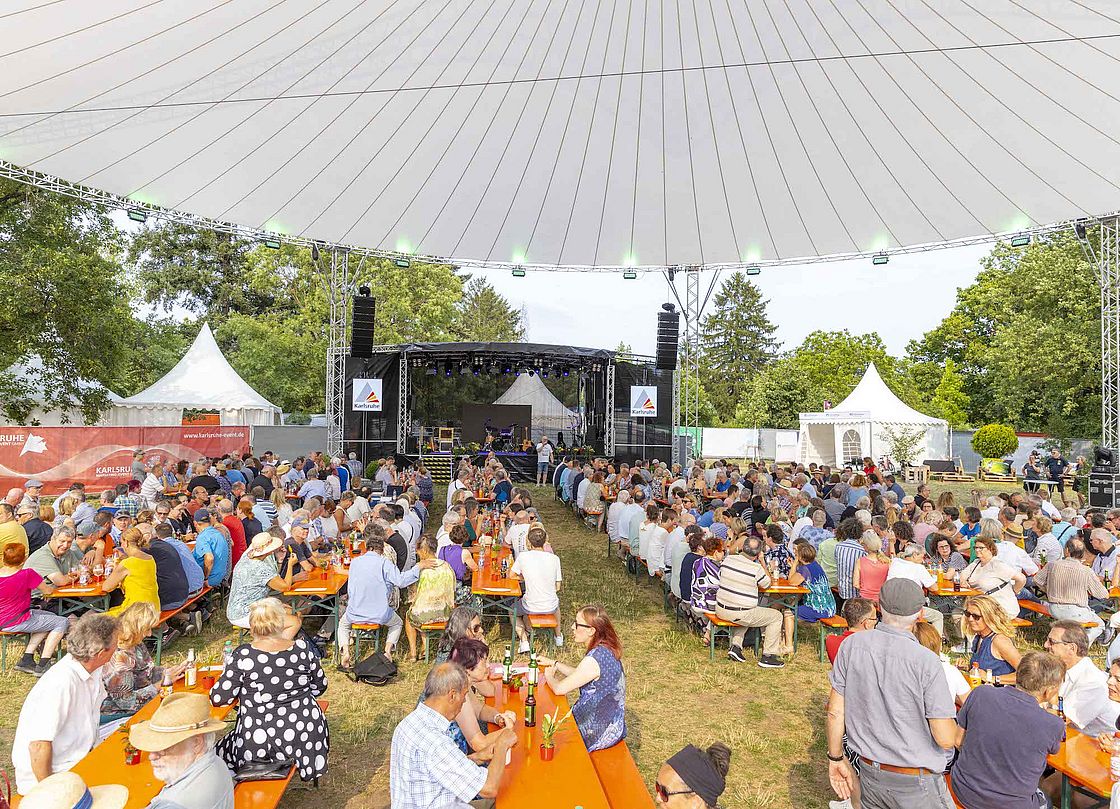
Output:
[666,266,721,467]
[323,248,353,458]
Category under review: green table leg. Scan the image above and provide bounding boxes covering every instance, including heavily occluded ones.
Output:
[1061,774,1071,809]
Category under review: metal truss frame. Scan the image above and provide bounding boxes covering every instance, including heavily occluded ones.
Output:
[1081,217,1120,451]
[398,353,410,454]
[323,248,353,457]
[604,361,615,456]
[665,266,722,466]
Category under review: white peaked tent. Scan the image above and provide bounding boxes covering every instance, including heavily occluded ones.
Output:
[493,374,576,438]
[1,355,122,426]
[798,364,949,467]
[107,324,280,427]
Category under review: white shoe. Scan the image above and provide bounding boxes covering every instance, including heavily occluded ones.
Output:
[554,634,564,648]
[517,640,530,654]
[829,800,853,809]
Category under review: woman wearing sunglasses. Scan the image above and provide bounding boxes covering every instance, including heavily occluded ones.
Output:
[539,604,626,752]
[963,594,1021,683]
[656,741,732,807]
[959,535,1025,621]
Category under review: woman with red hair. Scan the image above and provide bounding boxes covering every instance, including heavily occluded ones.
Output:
[540,603,626,751]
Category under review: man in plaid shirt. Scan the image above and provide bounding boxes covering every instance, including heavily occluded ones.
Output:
[112,482,142,518]
[391,662,516,808]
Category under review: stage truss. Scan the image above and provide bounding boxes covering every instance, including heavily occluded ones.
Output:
[1080,216,1120,453]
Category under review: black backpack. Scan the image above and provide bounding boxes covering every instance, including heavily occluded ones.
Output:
[349,651,398,686]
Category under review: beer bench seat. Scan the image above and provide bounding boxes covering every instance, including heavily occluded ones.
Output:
[1017,599,1097,628]
[233,763,295,809]
[589,740,654,808]
[154,586,212,664]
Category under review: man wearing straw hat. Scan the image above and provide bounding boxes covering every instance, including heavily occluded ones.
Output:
[130,692,233,809]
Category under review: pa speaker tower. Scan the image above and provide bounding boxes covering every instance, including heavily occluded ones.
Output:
[656,305,680,370]
[351,295,376,358]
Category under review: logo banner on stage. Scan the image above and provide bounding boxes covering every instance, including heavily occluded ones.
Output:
[630,386,658,417]
[352,378,384,412]
[0,426,250,495]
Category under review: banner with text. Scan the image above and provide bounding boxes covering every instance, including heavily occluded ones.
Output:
[0,426,250,495]
[352,378,384,412]
[630,385,658,417]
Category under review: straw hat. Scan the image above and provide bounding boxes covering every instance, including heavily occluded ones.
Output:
[19,772,127,809]
[1003,522,1025,542]
[247,531,283,559]
[129,692,226,752]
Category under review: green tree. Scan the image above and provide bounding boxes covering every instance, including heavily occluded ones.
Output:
[928,359,970,428]
[0,179,137,423]
[679,368,717,427]
[697,272,779,417]
[907,233,1100,435]
[734,330,921,428]
[972,423,1019,458]
[450,277,524,342]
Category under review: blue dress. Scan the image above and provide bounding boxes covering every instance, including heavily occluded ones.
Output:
[795,562,837,621]
[572,646,626,752]
[970,633,1015,678]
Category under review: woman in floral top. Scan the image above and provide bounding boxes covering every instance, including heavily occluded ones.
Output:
[689,535,725,645]
[783,543,837,657]
[762,524,794,579]
[100,602,186,721]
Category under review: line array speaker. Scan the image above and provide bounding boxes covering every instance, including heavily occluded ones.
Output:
[656,310,680,370]
[351,296,376,358]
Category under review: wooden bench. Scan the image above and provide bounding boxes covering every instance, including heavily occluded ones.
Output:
[589,740,654,807]
[925,458,973,483]
[234,763,296,809]
[0,631,62,672]
[816,615,848,663]
[526,613,558,650]
[155,585,212,664]
[350,623,382,663]
[420,620,446,662]
[1017,599,1099,629]
[701,612,758,661]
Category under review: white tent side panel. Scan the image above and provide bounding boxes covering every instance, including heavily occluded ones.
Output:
[700,428,761,459]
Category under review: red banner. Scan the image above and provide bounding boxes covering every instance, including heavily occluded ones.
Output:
[0,426,250,495]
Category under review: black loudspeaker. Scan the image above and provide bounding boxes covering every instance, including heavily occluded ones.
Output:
[351,296,376,358]
[656,310,680,370]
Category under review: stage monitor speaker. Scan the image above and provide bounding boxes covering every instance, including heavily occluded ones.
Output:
[656,310,680,370]
[351,296,376,358]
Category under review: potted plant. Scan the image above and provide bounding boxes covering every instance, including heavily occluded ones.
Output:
[539,706,573,761]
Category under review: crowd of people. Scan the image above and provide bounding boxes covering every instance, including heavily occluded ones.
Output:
[13,441,1120,808]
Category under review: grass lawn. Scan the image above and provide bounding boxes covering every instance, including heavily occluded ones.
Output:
[0,477,1072,808]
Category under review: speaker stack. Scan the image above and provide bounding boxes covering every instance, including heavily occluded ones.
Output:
[656,304,680,370]
[351,295,376,358]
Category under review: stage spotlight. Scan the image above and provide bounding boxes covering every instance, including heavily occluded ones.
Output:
[425,365,437,376]
[1010,233,1031,248]
[661,302,676,312]
[1076,219,1089,242]
[311,243,320,261]
[394,257,411,268]
[745,266,761,276]
[444,363,453,377]
[502,364,512,374]
[127,209,148,223]
[459,361,470,375]
[562,368,570,377]
[623,270,638,280]
[357,284,371,297]
[872,252,889,266]
[262,238,281,249]
[512,267,526,277]
[541,368,549,377]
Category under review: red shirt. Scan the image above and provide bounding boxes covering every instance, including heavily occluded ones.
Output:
[223,515,247,566]
[825,629,854,664]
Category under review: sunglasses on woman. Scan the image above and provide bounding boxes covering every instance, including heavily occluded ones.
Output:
[964,611,983,620]
[655,782,693,802]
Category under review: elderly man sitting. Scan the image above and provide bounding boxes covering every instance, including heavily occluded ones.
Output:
[12,612,120,794]
[130,692,233,809]
[1043,620,1120,737]
[391,662,517,809]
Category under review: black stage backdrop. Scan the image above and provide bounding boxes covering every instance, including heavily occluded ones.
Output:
[461,404,532,445]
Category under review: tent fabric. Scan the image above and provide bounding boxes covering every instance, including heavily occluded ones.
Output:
[110,324,280,427]
[798,363,949,466]
[2,1,1119,268]
[0,355,121,427]
[493,374,577,437]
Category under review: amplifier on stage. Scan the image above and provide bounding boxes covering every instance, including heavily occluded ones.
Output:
[1090,446,1118,508]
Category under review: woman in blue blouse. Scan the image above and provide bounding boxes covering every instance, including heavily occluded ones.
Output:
[540,604,626,752]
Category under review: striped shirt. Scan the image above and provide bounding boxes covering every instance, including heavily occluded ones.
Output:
[1033,558,1109,607]
[714,554,771,611]
[835,539,868,599]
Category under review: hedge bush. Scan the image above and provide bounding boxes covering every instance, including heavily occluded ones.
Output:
[971,423,1019,459]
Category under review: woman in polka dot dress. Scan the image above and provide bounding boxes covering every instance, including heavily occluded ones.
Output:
[211,597,329,781]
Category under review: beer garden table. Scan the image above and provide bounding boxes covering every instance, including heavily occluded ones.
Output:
[762,580,810,652]
[44,582,111,616]
[472,547,521,640]
[280,568,348,659]
[1047,726,1113,809]
[486,672,613,809]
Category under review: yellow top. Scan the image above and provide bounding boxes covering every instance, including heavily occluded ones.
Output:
[108,555,160,616]
[0,521,28,555]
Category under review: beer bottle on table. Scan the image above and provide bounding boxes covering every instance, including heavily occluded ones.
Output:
[184,649,197,688]
[528,649,538,684]
[503,646,512,685]
[524,682,537,727]
[1057,696,1065,719]
[160,671,174,699]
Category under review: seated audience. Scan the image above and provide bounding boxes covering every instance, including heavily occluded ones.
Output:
[657,742,732,809]
[1033,537,1108,648]
[25,527,83,589]
[100,602,186,722]
[0,543,67,676]
[212,597,328,782]
[960,536,1025,620]
[225,533,299,634]
[825,597,877,665]
[852,532,889,603]
[964,594,1022,683]
[783,543,836,653]
[130,692,234,809]
[390,662,516,806]
[443,637,513,757]
[403,534,456,661]
[511,527,563,653]
[438,523,479,607]
[12,612,120,794]
[1043,620,1120,736]
[951,651,1066,809]
[715,536,784,668]
[541,604,626,752]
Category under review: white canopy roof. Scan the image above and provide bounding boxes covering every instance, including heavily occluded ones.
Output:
[801,363,944,425]
[5,355,121,404]
[2,1,1120,267]
[114,323,279,414]
[493,373,575,434]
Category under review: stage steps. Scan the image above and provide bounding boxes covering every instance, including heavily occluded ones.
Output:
[423,454,453,484]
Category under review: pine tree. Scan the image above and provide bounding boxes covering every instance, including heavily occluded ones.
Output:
[450,277,525,342]
[697,271,779,418]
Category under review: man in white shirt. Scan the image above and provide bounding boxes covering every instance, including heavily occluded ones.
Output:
[997,523,1040,577]
[504,508,532,558]
[646,509,673,579]
[297,470,328,503]
[623,490,647,553]
[1045,621,1120,736]
[510,528,562,653]
[446,470,470,509]
[885,544,946,637]
[980,495,1003,521]
[606,490,630,545]
[535,437,554,486]
[663,510,690,575]
[12,612,120,794]
[434,511,461,551]
[341,490,371,525]
[399,496,423,541]
[576,466,592,512]
[791,509,815,541]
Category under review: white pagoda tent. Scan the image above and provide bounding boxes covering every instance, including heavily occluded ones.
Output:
[107,324,280,427]
[0,355,122,426]
[798,364,949,467]
[493,374,576,438]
